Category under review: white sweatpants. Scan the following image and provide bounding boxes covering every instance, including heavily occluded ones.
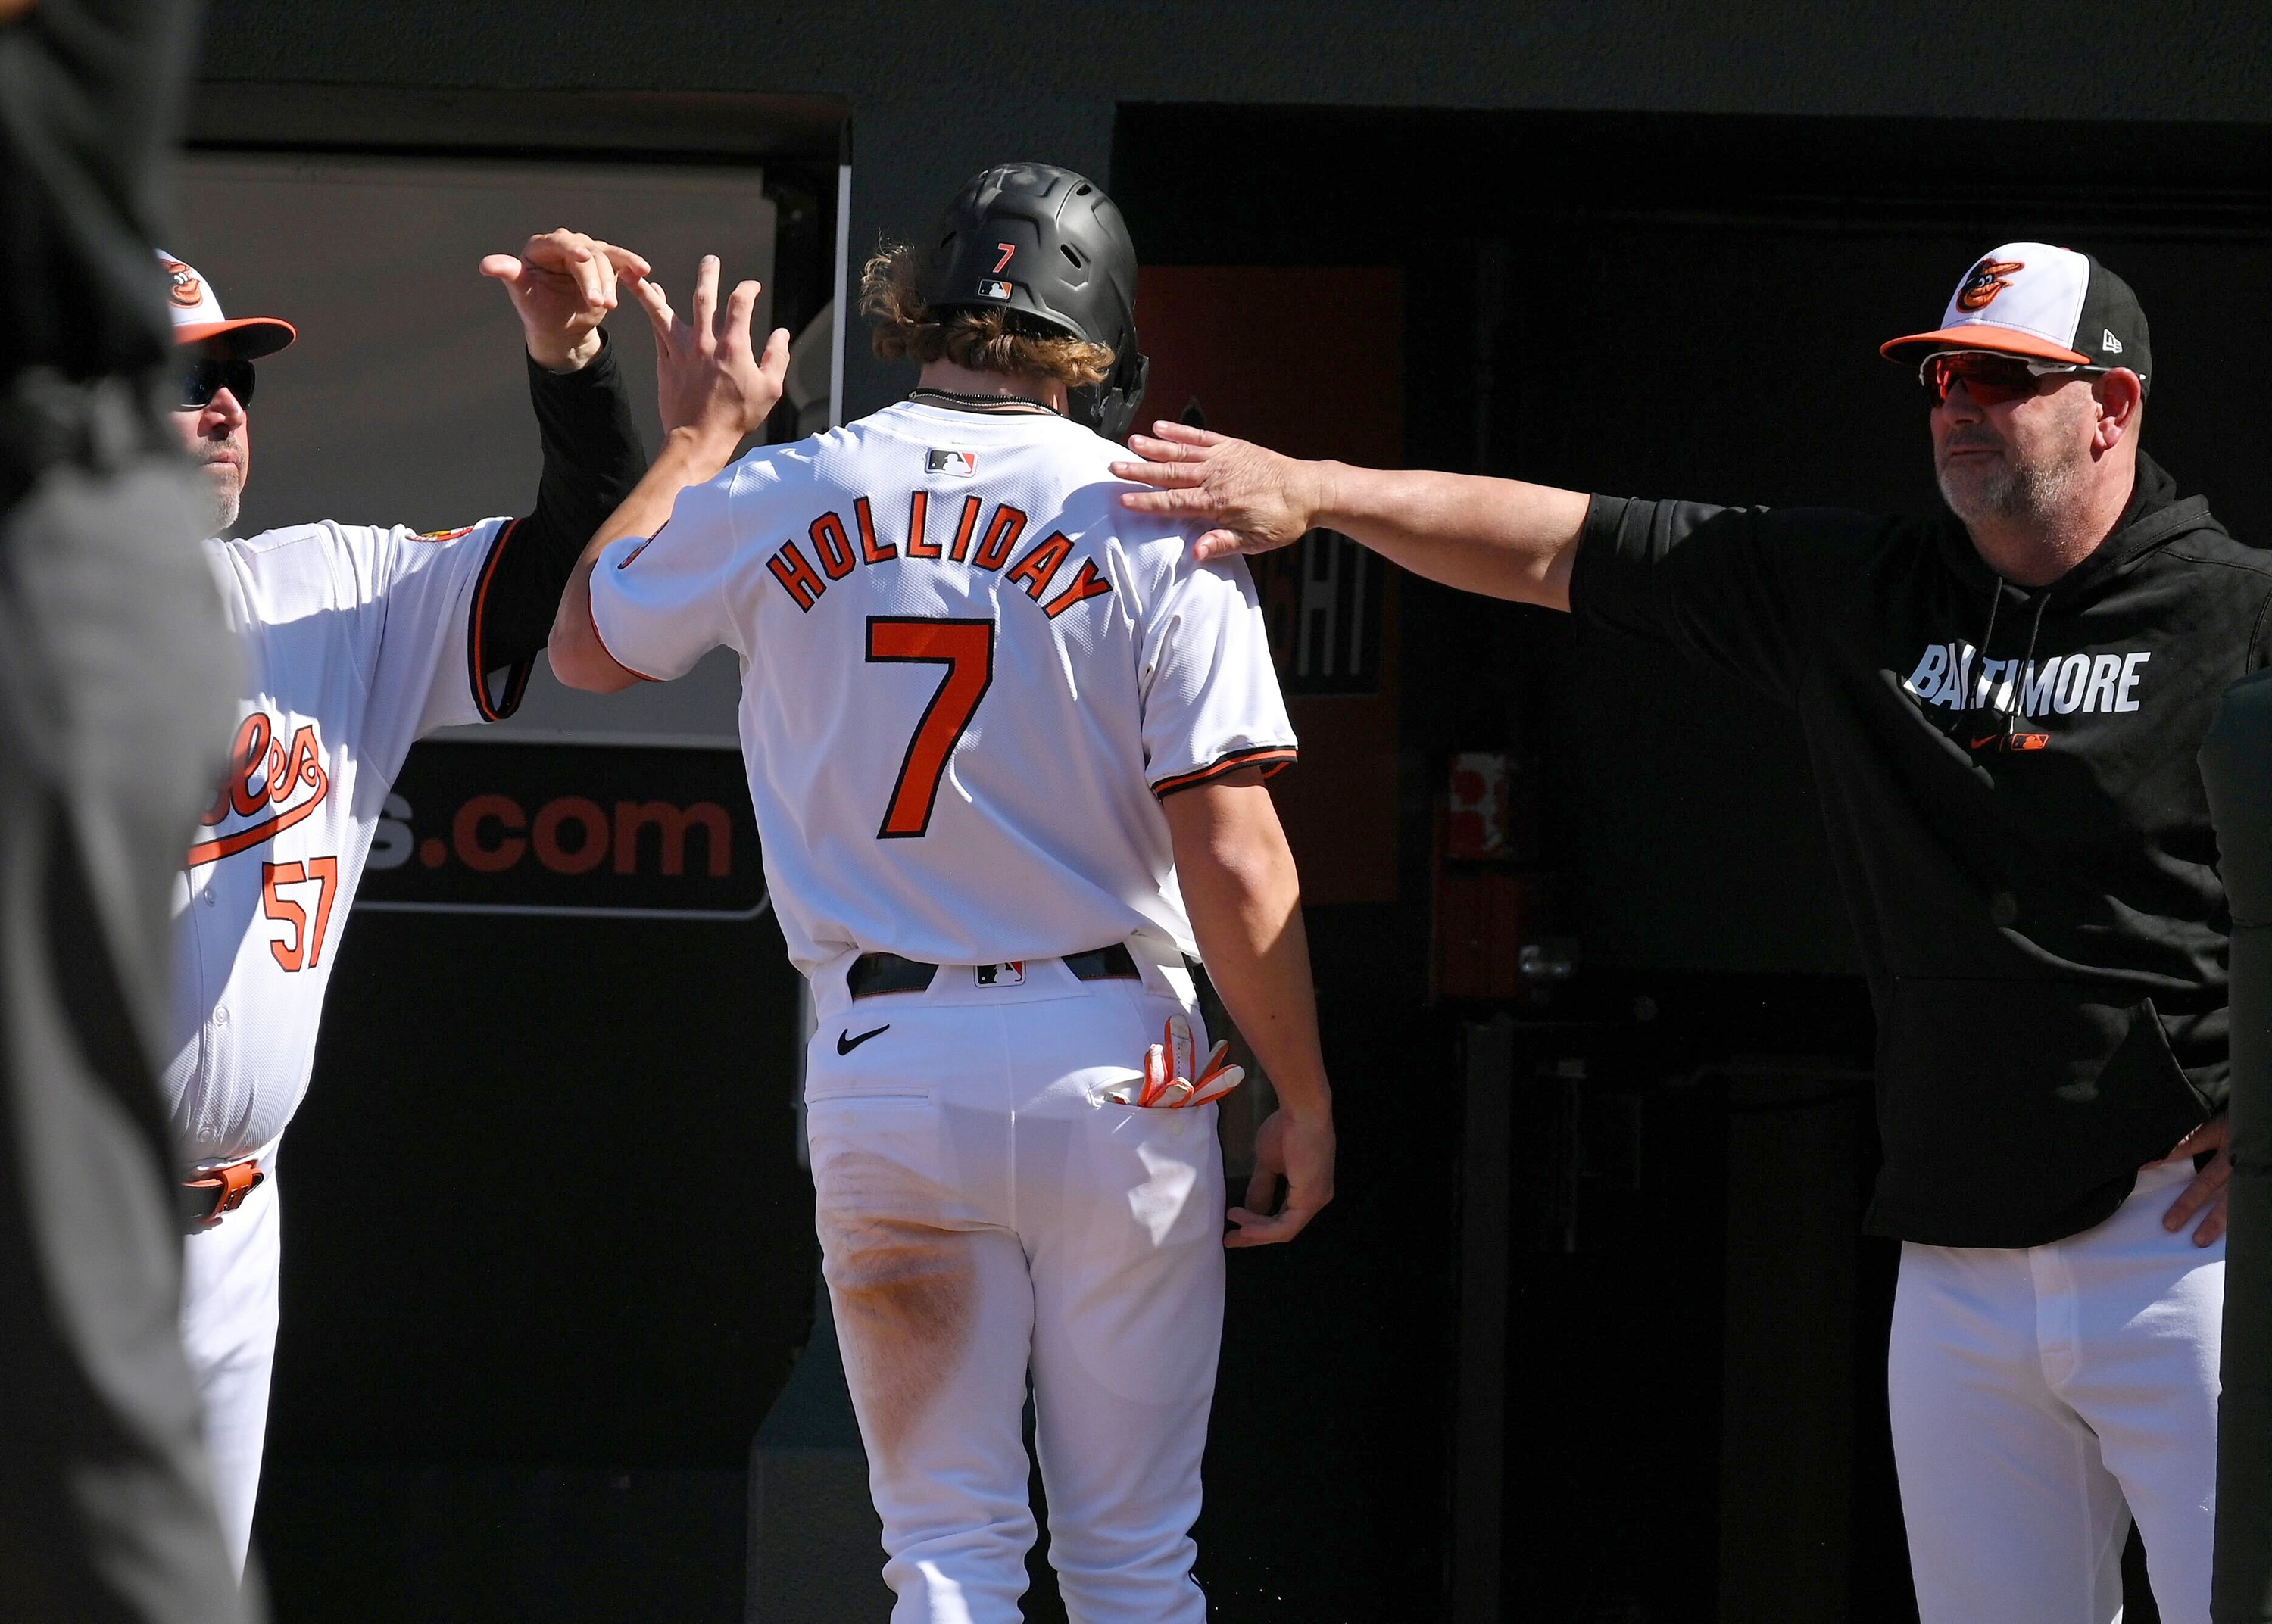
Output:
[804,952,1226,1624]
[1889,1159,2224,1624]
[179,1146,282,1577]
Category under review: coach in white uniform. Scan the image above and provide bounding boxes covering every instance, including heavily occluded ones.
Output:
[162,232,651,1572]
[551,166,1337,1623]
[1115,247,2257,1622]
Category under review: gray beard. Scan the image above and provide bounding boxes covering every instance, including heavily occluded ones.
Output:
[1937,443,2084,529]
[209,487,240,535]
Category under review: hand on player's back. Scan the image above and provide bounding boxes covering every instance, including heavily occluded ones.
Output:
[480,229,651,372]
[632,254,791,460]
[1111,420,1327,563]
[1226,1108,1335,1248]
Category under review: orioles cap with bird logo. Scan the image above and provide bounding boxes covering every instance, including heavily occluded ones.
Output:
[154,250,298,359]
[1880,242,2151,395]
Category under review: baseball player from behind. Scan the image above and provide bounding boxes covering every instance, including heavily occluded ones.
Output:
[551,166,1335,1622]
[165,231,650,1573]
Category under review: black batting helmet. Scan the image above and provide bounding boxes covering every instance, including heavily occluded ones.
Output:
[923,163,1150,441]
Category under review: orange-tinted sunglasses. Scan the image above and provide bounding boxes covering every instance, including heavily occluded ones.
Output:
[1921,351,2102,407]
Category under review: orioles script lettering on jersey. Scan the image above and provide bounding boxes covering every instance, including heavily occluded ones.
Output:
[186,709,331,868]
[761,491,1116,621]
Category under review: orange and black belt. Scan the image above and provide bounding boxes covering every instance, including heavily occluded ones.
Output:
[179,1158,263,1233]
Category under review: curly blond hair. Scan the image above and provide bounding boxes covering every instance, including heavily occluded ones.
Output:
[860,242,1114,386]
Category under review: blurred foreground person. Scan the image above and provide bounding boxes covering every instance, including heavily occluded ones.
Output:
[0,0,253,1616]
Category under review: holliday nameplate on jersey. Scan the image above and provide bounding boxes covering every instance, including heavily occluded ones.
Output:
[358,738,770,921]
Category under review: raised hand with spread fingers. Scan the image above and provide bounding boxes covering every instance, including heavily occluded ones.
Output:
[547,253,790,693]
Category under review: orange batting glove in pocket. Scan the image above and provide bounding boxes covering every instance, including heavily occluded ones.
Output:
[1094,1014,1246,1109]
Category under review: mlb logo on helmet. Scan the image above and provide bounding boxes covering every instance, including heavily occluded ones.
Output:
[926,449,978,476]
[1880,241,2152,394]
[979,279,1013,299]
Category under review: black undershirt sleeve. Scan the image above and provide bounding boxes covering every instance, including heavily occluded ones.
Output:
[476,330,646,672]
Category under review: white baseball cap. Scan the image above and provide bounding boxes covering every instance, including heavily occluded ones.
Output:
[1881,242,2150,394]
[155,251,297,358]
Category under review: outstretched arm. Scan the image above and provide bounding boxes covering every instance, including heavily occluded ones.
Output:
[1111,420,1590,610]
[548,254,789,692]
[1163,771,1334,1247]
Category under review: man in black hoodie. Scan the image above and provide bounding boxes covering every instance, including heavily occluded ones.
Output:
[1113,243,2261,1624]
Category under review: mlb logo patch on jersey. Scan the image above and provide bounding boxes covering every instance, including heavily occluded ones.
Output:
[978,279,1013,299]
[927,449,979,477]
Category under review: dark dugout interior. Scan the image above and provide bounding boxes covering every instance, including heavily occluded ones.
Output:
[1112,104,2270,1624]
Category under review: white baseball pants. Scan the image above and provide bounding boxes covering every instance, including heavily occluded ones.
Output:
[179,1145,283,1576]
[1889,1159,2224,1624]
[804,952,1225,1624]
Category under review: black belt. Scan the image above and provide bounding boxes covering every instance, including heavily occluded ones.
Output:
[847,943,1139,999]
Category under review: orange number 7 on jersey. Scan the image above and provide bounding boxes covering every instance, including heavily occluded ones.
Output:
[866,616,996,839]
[262,856,340,971]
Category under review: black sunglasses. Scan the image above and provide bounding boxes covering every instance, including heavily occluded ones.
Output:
[178,358,256,410]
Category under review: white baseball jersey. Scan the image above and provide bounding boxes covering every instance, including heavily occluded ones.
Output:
[585,401,1297,977]
[164,517,523,1164]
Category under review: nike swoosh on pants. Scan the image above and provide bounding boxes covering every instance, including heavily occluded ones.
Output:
[838,1024,891,1055]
